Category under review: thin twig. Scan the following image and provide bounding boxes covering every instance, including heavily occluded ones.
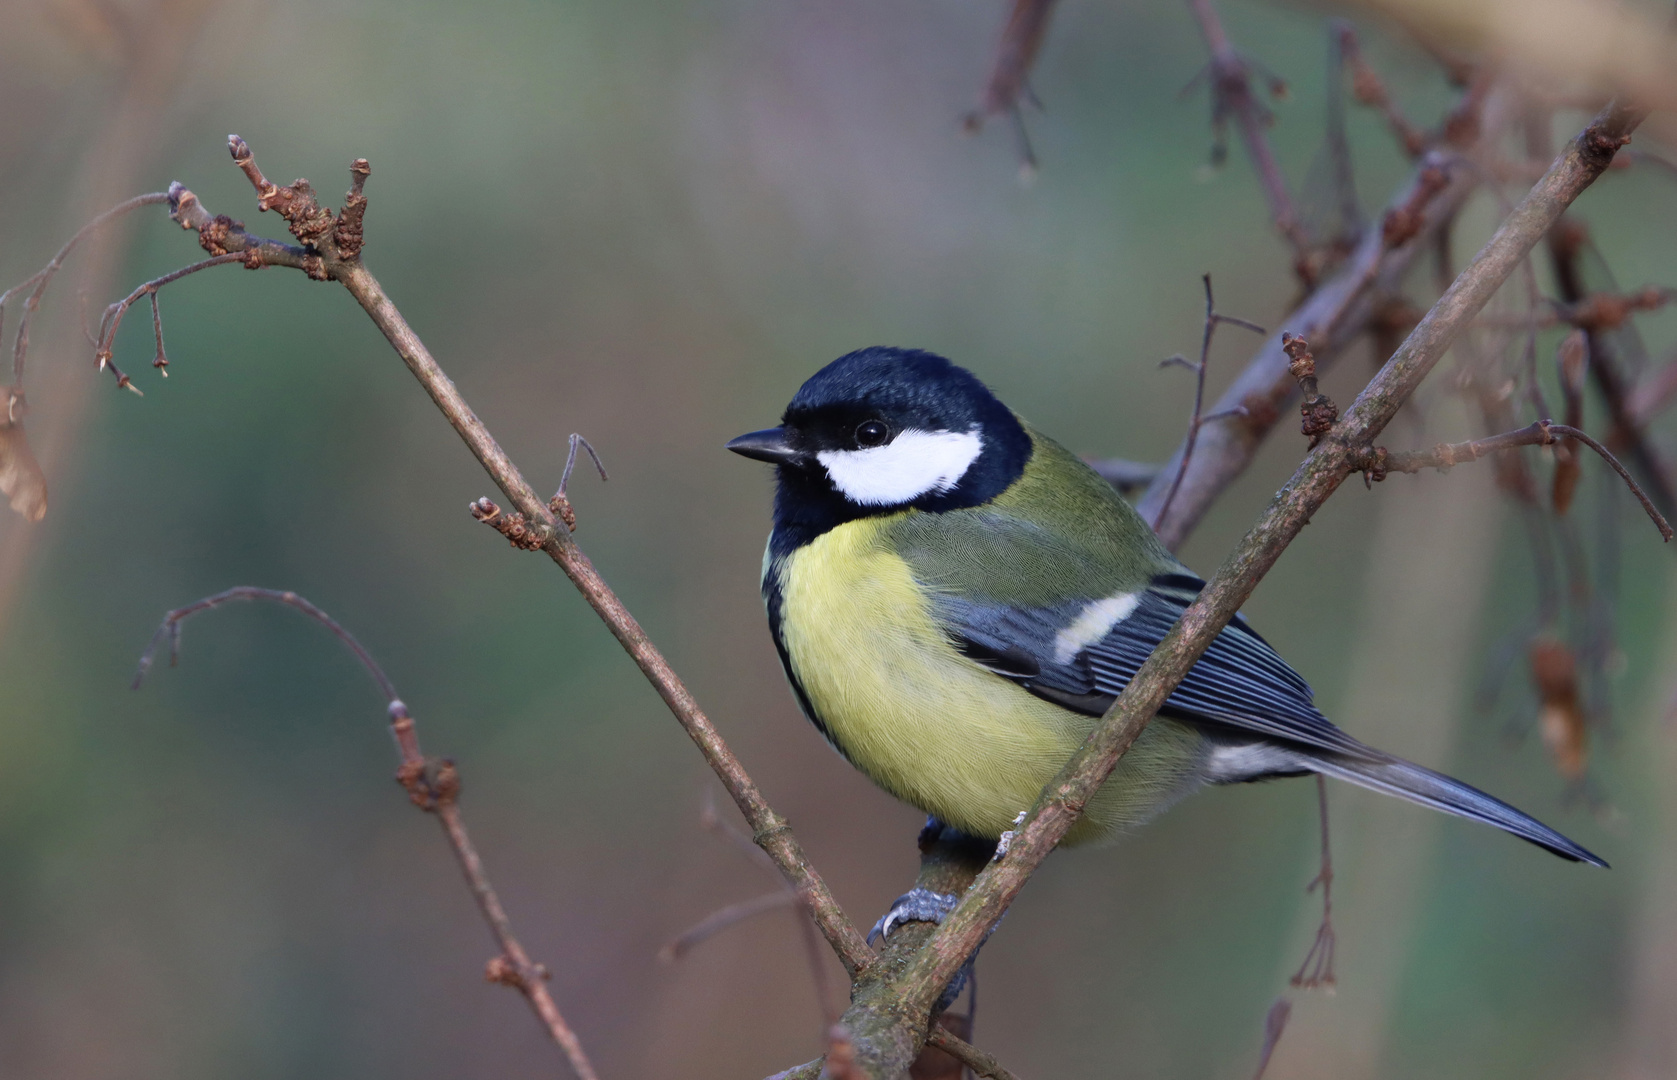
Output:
[148,292,168,376]
[1185,0,1312,273]
[1355,420,1673,541]
[660,891,798,961]
[1547,224,1677,517]
[1137,137,1487,549]
[669,791,841,1023]
[550,433,609,534]
[1289,775,1335,988]
[924,1026,1021,1080]
[964,0,1060,179]
[94,254,248,392]
[557,433,609,498]
[157,136,874,978]
[1152,275,1264,530]
[0,191,170,389]
[131,587,600,1080]
[1337,24,1426,157]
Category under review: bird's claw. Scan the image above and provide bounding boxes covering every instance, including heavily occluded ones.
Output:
[868,887,961,946]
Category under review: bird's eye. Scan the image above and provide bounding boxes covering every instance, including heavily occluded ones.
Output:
[854,420,890,447]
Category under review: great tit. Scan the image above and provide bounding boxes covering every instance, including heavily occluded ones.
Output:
[727,347,1603,866]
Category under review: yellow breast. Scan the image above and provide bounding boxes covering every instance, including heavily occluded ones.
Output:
[771,515,1204,843]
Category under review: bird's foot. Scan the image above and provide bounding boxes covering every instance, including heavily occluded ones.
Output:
[868,887,961,946]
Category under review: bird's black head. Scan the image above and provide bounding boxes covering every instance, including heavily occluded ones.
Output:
[727,347,1032,551]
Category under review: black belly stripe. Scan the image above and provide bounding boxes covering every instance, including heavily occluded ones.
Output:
[762,559,853,762]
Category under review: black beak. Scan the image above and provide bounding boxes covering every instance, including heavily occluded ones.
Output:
[726,426,808,466]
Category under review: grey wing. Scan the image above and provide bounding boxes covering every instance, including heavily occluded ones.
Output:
[943,571,1381,765]
[941,572,1609,865]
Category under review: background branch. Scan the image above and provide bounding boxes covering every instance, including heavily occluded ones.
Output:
[162,138,877,980]
[1357,419,1674,540]
[1186,0,1312,273]
[131,587,601,1080]
[1136,129,1490,549]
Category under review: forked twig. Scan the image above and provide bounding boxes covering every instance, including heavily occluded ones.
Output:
[1356,420,1674,542]
[131,587,601,1080]
[130,140,873,982]
[550,433,610,533]
[1289,775,1336,989]
[557,433,609,498]
[1151,275,1265,531]
[1185,0,1312,271]
[0,191,170,390]
[964,0,1060,179]
[94,253,249,392]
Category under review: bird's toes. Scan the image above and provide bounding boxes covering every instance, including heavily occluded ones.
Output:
[868,887,961,946]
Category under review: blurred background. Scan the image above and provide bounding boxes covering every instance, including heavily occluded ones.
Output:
[0,0,1674,1077]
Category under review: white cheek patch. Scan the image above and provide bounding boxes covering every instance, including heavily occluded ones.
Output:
[1053,592,1140,664]
[817,427,984,506]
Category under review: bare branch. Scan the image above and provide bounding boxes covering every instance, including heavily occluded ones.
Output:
[666,791,842,1023]
[1137,137,1485,550]
[1355,420,1672,541]
[924,1025,1021,1080]
[94,254,248,392]
[0,191,169,390]
[1337,24,1426,157]
[1152,275,1265,530]
[964,0,1060,178]
[151,136,875,978]
[1548,222,1677,517]
[1289,775,1336,989]
[131,587,600,1080]
[1185,0,1312,275]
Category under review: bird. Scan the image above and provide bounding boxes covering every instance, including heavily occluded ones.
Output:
[726,346,1604,868]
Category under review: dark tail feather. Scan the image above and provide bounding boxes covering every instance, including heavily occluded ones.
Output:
[1309,754,1607,867]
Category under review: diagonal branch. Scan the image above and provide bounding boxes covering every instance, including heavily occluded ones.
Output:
[829,94,1648,1080]
[155,139,876,979]
[131,587,601,1080]
[1151,274,1265,531]
[924,1025,1021,1080]
[1186,0,1312,273]
[1137,121,1490,550]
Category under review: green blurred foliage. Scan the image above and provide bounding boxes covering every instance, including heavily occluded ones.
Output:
[0,1,1673,1077]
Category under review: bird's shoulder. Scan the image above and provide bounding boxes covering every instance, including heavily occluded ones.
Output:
[884,422,1173,607]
